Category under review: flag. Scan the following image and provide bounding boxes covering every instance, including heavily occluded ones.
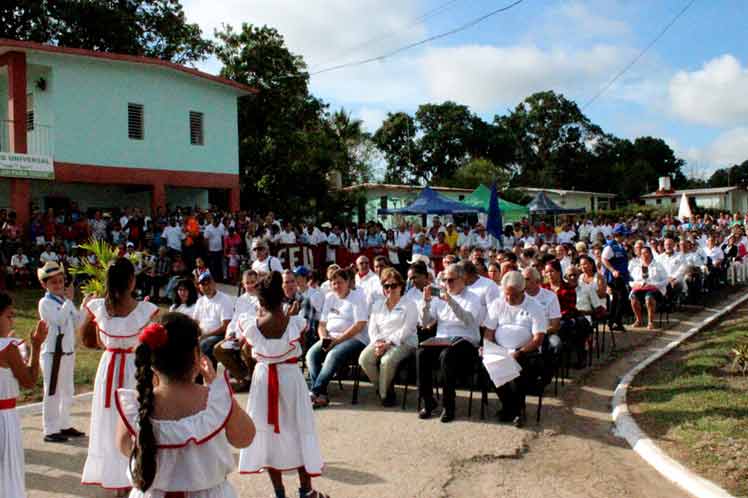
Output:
[486,182,503,243]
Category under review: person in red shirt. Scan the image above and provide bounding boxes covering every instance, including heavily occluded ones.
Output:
[430,232,451,273]
[543,259,591,369]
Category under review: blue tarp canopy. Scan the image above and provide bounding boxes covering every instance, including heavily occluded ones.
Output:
[378,186,481,215]
[526,191,585,215]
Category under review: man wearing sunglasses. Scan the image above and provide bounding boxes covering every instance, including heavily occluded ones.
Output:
[417,263,483,423]
[250,240,283,276]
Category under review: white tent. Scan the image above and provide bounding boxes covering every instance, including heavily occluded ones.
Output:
[677,193,693,221]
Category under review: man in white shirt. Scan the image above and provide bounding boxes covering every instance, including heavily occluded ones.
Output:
[40,244,59,264]
[279,221,297,245]
[556,244,573,274]
[482,270,547,426]
[203,217,226,282]
[396,223,412,250]
[162,219,185,256]
[194,271,235,367]
[472,224,492,251]
[418,263,484,422]
[355,255,382,309]
[250,240,283,276]
[522,267,561,336]
[10,247,30,286]
[326,224,341,263]
[557,224,576,244]
[629,246,667,330]
[463,261,501,312]
[657,237,686,297]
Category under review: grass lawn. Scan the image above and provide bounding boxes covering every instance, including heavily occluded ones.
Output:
[628,309,748,496]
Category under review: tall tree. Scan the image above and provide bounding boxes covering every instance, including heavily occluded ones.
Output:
[215,24,365,220]
[0,1,212,64]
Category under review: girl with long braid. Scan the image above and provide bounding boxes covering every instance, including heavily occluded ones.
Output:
[115,312,255,497]
[80,258,159,495]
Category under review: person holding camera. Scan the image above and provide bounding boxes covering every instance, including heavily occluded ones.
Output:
[306,267,368,408]
[629,246,667,330]
[417,263,484,423]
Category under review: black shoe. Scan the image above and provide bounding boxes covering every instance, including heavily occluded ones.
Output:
[440,409,455,423]
[60,427,86,437]
[498,410,517,423]
[44,433,69,443]
[419,398,437,419]
[512,414,525,428]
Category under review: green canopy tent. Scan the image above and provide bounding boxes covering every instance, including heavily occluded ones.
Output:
[463,184,529,223]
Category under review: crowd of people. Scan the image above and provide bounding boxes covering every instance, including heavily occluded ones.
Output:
[1,202,747,497]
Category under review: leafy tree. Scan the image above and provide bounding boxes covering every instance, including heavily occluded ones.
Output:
[707,160,748,188]
[438,158,510,190]
[0,0,212,64]
[499,90,604,190]
[373,102,510,185]
[215,24,368,220]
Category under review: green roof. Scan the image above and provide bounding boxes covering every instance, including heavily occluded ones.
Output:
[462,184,529,221]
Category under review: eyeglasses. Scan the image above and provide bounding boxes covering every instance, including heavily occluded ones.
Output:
[444,277,459,283]
[382,283,399,290]
[252,247,267,252]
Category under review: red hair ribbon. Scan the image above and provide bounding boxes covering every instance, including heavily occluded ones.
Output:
[139,323,168,350]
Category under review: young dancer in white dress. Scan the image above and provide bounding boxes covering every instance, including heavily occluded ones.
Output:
[79,258,159,495]
[115,312,255,498]
[238,271,327,498]
[0,292,48,498]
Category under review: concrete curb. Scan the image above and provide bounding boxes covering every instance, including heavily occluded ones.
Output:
[612,294,748,498]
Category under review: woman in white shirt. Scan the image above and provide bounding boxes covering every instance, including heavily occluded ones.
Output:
[306,267,368,408]
[358,268,417,406]
[169,278,198,317]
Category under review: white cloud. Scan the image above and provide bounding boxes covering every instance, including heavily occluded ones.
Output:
[554,1,630,38]
[354,107,388,133]
[669,54,748,127]
[418,44,633,112]
[182,0,426,69]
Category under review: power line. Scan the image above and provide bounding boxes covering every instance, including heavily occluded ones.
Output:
[309,0,464,71]
[582,0,697,109]
[311,0,525,76]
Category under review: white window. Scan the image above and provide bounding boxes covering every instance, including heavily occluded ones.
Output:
[128,103,144,140]
[189,111,204,145]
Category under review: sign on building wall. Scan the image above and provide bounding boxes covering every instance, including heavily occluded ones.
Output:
[0,153,54,180]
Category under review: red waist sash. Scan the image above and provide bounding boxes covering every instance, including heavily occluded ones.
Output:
[105,348,133,408]
[267,358,299,434]
[0,398,16,410]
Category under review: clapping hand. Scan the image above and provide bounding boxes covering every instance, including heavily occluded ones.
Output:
[31,321,48,348]
[199,355,217,385]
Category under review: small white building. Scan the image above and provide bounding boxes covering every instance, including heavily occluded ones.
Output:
[516,187,616,212]
[641,186,748,213]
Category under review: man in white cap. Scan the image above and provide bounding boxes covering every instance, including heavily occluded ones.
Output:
[37,262,85,442]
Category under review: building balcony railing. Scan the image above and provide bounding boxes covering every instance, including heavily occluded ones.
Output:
[0,120,54,157]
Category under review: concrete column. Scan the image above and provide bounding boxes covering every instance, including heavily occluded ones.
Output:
[3,52,30,226]
[229,186,240,212]
[151,182,166,216]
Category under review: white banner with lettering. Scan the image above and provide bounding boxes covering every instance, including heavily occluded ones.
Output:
[0,152,54,180]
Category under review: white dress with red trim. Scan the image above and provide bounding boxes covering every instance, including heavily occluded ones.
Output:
[81,298,159,490]
[0,338,25,498]
[238,315,324,476]
[115,370,238,498]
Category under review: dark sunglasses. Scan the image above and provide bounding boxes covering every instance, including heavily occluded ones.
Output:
[382,283,399,290]
[252,247,267,252]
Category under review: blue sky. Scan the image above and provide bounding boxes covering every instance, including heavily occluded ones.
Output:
[183,0,748,179]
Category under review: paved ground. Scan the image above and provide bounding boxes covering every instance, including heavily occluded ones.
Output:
[22,290,739,498]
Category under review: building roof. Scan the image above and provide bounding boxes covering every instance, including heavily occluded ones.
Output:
[641,186,741,198]
[342,183,474,194]
[516,187,616,198]
[0,39,255,95]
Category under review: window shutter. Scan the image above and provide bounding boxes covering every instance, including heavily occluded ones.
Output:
[26,94,34,131]
[189,111,204,145]
[128,103,144,140]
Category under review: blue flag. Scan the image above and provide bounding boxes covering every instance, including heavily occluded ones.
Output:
[486,182,503,242]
